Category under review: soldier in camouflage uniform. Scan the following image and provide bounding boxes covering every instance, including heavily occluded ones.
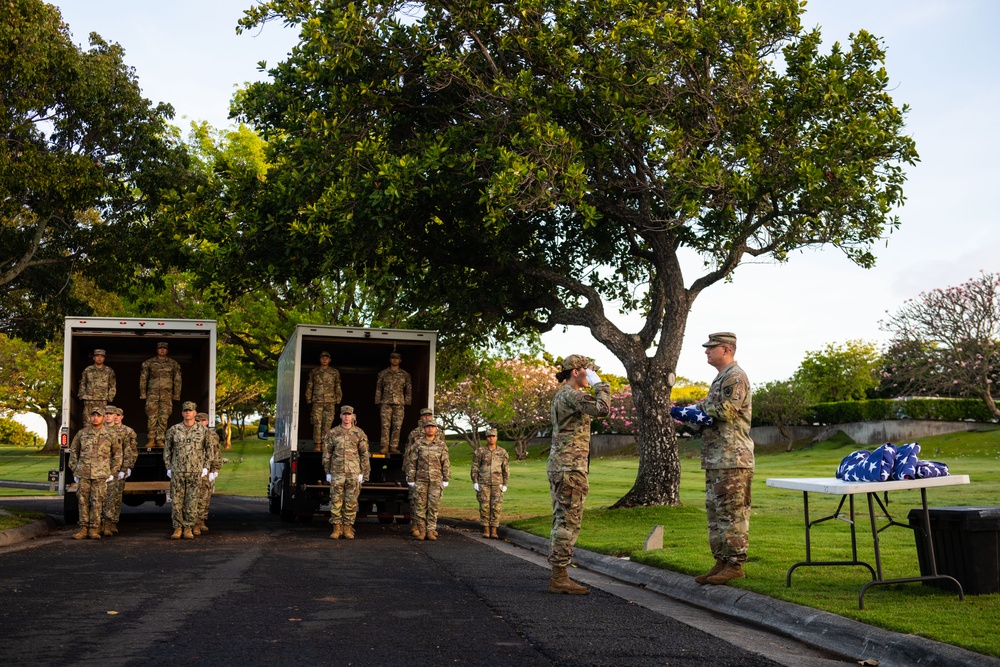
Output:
[306,351,342,451]
[194,413,223,535]
[323,405,371,539]
[374,351,412,454]
[163,401,210,540]
[68,407,123,540]
[101,406,137,536]
[547,354,610,595]
[693,332,754,586]
[404,420,450,541]
[78,348,116,417]
[140,341,182,448]
[471,428,509,539]
[403,408,439,536]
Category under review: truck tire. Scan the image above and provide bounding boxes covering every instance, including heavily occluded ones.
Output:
[64,491,79,525]
[279,467,296,523]
[268,486,280,515]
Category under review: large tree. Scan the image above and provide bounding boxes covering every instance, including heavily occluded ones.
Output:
[793,339,882,403]
[0,335,62,451]
[225,0,917,505]
[1,0,183,342]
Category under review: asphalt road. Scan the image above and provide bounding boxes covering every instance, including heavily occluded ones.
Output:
[0,497,853,666]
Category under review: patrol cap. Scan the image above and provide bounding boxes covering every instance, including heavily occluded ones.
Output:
[419,408,433,417]
[702,332,737,348]
[341,405,355,415]
[181,401,197,411]
[422,419,440,429]
[93,348,106,356]
[105,405,116,414]
[195,412,209,421]
[560,354,593,371]
[485,428,498,437]
[390,351,402,359]
[115,407,123,416]
[89,407,104,415]
[157,341,169,349]
[319,351,331,358]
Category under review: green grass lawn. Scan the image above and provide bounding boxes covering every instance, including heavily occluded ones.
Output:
[3,428,999,655]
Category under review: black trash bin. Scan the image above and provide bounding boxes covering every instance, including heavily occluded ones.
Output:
[908,506,1000,595]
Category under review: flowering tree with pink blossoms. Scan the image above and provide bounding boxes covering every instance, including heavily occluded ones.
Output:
[881,272,1000,418]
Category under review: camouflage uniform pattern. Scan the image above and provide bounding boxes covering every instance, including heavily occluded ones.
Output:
[102,421,138,525]
[695,362,754,565]
[197,427,223,522]
[547,381,610,567]
[140,356,182,446]
[163,422,209,529]
[404,435,450,532]
[69,425,123,530]
[471,445,509,527]
[78,365,116,417]
[323,425,371,525]
[306,365,342,447]
[374,367,412,452]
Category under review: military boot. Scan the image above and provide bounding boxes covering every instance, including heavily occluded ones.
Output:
[109,521,119,534]
[344,525,355,540]
[101,523,114,537]
[192,525,202,536]
[330,524,342,539]
[490,526,499,539]
[425,530,438,541]
[482,524,490,538]
[72,528,88,540]
[182,526,195,539]
[196,521,209,533]
[412,522,425,540]
[548,566,589,595]
[695,559,726,585]
[170,527,183,540]
[87,528,102,540]
[705,562,745,585]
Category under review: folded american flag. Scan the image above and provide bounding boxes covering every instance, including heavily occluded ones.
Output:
[670,405,713,426]
[837,441,950,481]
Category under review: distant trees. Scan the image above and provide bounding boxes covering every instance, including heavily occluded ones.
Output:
[0,335,62,451]
[752,379,816,451]
[793,340,882,402]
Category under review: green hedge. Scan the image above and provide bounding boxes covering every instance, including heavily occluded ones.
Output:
[811,398,997,425]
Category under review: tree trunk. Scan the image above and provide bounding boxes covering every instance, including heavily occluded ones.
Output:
[779,424,794,452]
[40,411,60,453]
[222,412,232,450]
[514,438,529,461]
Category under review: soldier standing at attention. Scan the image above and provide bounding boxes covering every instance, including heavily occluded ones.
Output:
[692,332,754,586]
[139,341,182,448]
[306,351,342,451]
[79,348,116,417]
[163,401,209,540]
[547,354,610,595]
[323,405,371,539]
[404,408,438,537]
[471,428,509,539]
[101,406,137,536]
[374,351,412,454]
[194,412,222,535]
[404,420,450,541]
[68,407,123,540]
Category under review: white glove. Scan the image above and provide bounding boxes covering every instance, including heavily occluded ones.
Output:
[501,485,507,493]
[473,482,480,492]
[357,474,364,484]
[106,475,114,483]
[125,468,132,478]
[201,467,209,477]
[584,369,601,386]
[407,481,415,487]
[73,477,79,483]
[167,469,172,479]
[209,472,218,482]
[117,471,126,480]
[326,474,332,483]
[442,481,449,488]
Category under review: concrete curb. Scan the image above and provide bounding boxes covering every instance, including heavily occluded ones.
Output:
[0,516,58,548]
[485,524,1000,667]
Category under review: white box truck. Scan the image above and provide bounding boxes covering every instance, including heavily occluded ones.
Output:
[268,325,437,523]
[59,317,217,523]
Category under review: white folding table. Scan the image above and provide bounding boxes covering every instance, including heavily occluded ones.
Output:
[766,475,971,608]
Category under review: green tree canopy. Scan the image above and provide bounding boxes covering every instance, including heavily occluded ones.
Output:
[218,0,917,505]
[793,339,883,403]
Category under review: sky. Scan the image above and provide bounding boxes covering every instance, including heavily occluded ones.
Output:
[40,0,1000,392]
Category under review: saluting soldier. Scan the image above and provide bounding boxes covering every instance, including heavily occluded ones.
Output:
[78,348,116,417]
[306,351,342,451]
[194,412,223,535]
[68,407,123,540]
[101,406,137,536]
[140,341,182,447]
[404,419,450,541]
[163,401,210,540]
[323,405,371,539]
[471,428,509,539]
[374,351,412,454]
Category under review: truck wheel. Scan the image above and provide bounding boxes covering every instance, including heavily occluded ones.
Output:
[268,488,280,515]
[279,468,296,523]
[64,491,79,525]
